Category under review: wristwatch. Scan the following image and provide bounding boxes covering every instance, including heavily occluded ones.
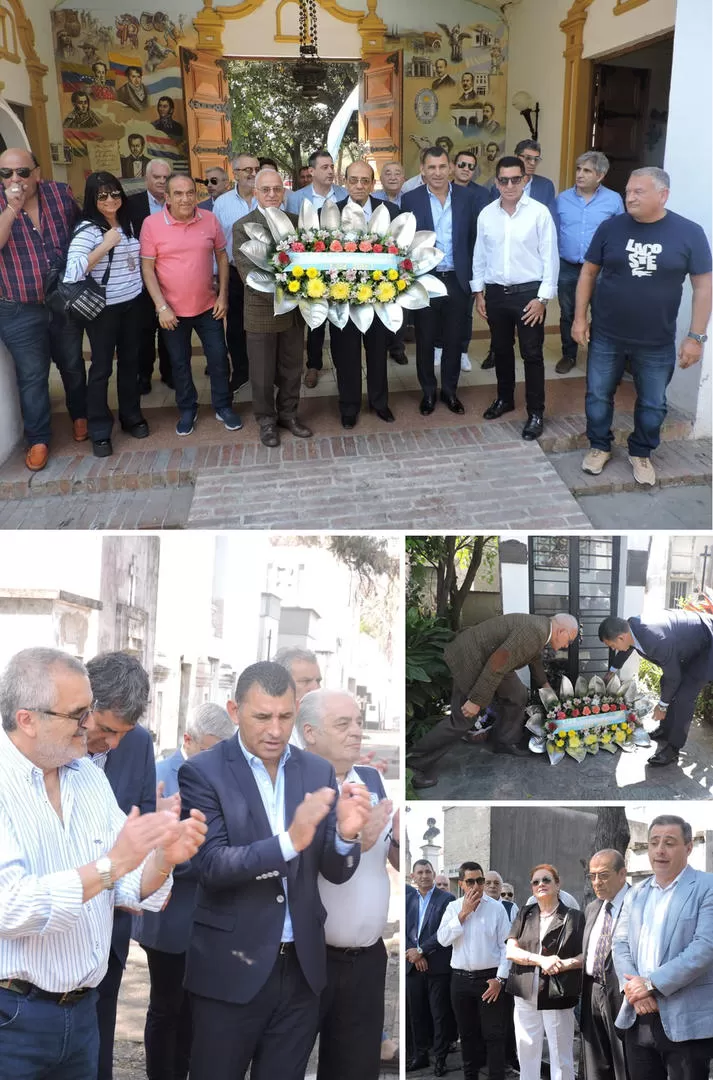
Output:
[687,331,708,344]
[496,976,507,986]
[656,702,669,713]
[643,977,655,993]
[536,297,548,305]
[95,856,114,891]
[416,946,423,956]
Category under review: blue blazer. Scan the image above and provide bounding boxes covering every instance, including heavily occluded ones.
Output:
[611,611,713,705]
[104,724,156,966]
[285,182,347,216]
[612,865,713,1041]
[135,749,199,955]
[401,182,489,296]
[178,735,360,1004]
[406,886,455,975]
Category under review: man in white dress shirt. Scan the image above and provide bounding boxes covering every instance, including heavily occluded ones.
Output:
[0,647,206,1080]
[471,155,559,441]
[438,861,511,1080]
[298,688,399,1080]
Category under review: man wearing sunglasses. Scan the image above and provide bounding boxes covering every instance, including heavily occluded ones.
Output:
[438,861,511,1080]
[472,155,559,441]
[198,166,231,209]
[0,147,84,471]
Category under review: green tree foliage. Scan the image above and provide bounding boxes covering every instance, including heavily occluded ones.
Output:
[406,535,498,630]
[225,59,361,182]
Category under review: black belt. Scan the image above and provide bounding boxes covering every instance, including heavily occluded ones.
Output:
[486,281,541,294]
[434,269,457,276]
[0,978,92,1006]
[452,967,498,979]
[327,943,376,956]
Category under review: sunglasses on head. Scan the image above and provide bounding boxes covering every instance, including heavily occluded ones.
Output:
[501,891,514,898]
[531,876,554,887]
[464,876,485,886]
[0,167,34,179]
[97,191,122,202]
[456,161,476,171]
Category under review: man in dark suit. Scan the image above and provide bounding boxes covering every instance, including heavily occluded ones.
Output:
[177,662,370,1080]
[84,652,158,1080]
[581,849,631,1080]
[402,145,489,417]
[406,859,456,1075]
[328,160,400,428]
[408,611,579,786]
[127,160,174,393]
[599,611,713,766]
[136,703,235,1080]
[233,168,312,448]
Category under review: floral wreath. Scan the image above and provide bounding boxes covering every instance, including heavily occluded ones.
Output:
[526,673,653,765]
[239,198,447,333]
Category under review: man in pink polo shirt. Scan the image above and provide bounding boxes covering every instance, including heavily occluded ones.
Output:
[140,174,242,435]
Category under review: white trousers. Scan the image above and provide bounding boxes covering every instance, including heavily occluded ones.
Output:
[513,997,576,1080]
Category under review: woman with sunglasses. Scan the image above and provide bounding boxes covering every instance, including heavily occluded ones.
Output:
[505,864,584,1080]
[64,171,148,456]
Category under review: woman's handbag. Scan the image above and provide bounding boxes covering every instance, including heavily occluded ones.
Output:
[44,225,115,322]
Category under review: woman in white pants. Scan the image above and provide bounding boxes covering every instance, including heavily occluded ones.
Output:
[505,864,585,1080]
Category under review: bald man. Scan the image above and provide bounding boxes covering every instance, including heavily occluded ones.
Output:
[408,612,579,787]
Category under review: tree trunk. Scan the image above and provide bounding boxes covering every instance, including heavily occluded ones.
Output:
[583,807,631,906]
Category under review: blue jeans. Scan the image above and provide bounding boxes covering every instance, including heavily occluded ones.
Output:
[161,308,231,413]
[586,332,676,457]
[557,259,581,360]
[0,299,53,445]
[0,985,99,1079]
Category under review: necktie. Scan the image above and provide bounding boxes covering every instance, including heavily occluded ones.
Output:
[592,901,613,982]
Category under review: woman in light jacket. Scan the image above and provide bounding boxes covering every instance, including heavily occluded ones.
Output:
[506,863,584,1080]
[64,171,148,456]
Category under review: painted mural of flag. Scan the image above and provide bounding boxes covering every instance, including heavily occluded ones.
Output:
[109,51,182,97]
[63,128,105,159]
[60,63,94,93]
[145,131,186,164]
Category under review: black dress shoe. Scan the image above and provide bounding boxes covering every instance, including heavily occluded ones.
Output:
[390,350,408,365]
[434,1060,448,1077]
[411,774,438,790]
[419,396,436,416]
[648,742,679,767]
[121,420,150,439]
[278,417,312,438]
[481,349,496,370]
[341,414,357,429]
[483,398,514,420]
[259,425,280,448]
[492,743,531,758]
[406,1055,430,1072]
[374,407,395,423]
[138,378,152,395]
[440,392,465,415]
[649,726,666,740]
[522,413,544,440]
[92,439,112,458]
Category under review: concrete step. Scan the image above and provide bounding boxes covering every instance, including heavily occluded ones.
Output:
[546,437,711,495]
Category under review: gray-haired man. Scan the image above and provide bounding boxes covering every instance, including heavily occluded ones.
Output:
[554,151,624,373]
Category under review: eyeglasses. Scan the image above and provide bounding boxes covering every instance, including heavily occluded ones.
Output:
[463,876,485,887]
[456,161,476,171]
[521,155,541,164]
[24,700,97,725]
[497,176,523,186]
[531,876,554,887]
[97,191,122,202]
[236,167,258,175]
[587,871,613,881]
[501,891,514,899]
[0,167,35,179]
[347,177,372,185]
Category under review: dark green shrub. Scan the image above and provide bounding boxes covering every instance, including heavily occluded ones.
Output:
[406,607,454,747]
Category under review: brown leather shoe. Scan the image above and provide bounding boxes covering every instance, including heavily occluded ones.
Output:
[304,369,319,388]
[278,417,312,438]
[72,418,88,442]
[25,444,49,471]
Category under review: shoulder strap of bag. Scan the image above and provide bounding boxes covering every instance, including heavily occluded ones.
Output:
[100,246,115,286]
[71,221,116,285]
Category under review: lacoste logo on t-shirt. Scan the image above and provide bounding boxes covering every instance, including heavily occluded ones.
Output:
[626,238,661,277]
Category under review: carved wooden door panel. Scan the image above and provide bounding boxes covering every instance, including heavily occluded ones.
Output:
[359,52,402,182]
[181,48,230,181]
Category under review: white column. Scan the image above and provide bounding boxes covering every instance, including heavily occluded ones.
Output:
[663,0,712,436]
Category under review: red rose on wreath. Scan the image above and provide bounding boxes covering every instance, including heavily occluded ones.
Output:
[313,240,326,252]
[571,709,580,717]
[358,240,373,252]
[344,241,358,252]
[591,705,600,713]
[330,240,344,252]
[627,711,637,722]
[582,706,591,715]
[373,243,383,253]
[400,258,413,271]
[546,721,557,732]
[601,704,610,711]
[277,252,290,265]
[556,711,566,720]
[387,245,399,254]
[291,242,305,252]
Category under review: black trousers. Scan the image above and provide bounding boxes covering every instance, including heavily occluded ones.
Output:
[96,949,124,1080]
[317,941,387,1080]
[329,318,388,417]
[486,283,545,415]
[407,969,453,1061]
[189,949,319,1080]
[137,287,171,383]
[580,976,629,1080]
[143,946,192,1080]
[414,271,470,398]
[451,969,508,1080]
[624,1013,713,1080]
[306,322,329,370]
[85,296,143,441]
[226,264,249,388]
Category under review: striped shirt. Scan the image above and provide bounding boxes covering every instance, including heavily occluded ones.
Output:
[64,221,142,305]
[0,181,80,304]
[0,727,171,991]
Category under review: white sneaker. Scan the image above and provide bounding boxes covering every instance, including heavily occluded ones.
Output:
[628,454,656,485]
[460,353,472,372]
[582,448,612,475]
[434,347,442,367]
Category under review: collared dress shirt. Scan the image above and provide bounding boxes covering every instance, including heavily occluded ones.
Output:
[585,883,629,976]
[437,892,510,978]
[212,187,257,263]
[555,184,624,264]
[636,870,687,979]
[147,191,164,216]
[418,885,437,937]
[0,181,80,304]
[0,727,171,992]
[428,184,454,270]
[470,191,559,299]
[140,206,226,317]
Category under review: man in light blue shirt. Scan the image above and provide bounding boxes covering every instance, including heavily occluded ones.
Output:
[554,151,624,373]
